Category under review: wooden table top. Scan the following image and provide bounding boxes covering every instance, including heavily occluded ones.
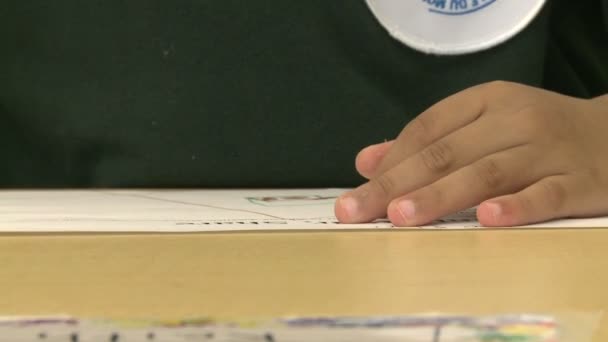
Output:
[0,229,606,340]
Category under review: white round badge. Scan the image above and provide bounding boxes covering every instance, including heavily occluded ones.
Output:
[366,0,547,55]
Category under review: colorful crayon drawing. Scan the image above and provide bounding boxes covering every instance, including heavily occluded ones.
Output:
[0,314,559,341]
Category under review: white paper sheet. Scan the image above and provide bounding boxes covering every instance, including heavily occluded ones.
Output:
[0,189,606,232]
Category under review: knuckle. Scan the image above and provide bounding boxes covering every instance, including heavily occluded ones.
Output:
[524,105,551,122]
[479,80,515,94]
[539,179,568,213]
[525,106,572,141]
[370,174,397,198]
[514,106,548,137]
[420,141,453,173]
[407,113,436,146]
[425,185,443,204]
[517,192,536,215]
[473,158,505,190]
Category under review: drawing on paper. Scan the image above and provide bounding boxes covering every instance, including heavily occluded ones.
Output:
[0,314,560,341]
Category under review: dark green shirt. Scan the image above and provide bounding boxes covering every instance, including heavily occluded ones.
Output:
[1,1,607,187]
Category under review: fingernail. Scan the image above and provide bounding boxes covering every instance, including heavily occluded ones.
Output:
[396,200,416,224]
[485,202,502,222]
[339,196,359,220]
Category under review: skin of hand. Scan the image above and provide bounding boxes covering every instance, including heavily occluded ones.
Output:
[334,81,608,227]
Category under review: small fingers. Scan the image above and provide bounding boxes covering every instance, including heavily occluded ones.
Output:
[336,116,529,224]
[477,175,581,227]
[385,145,538,226]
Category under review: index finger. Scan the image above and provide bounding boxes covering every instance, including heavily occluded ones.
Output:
[369,85,487,179]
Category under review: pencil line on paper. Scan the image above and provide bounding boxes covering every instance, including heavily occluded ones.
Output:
[100,191,290,220]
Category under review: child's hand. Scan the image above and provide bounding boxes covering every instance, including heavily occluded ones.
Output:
[335,81,608,227]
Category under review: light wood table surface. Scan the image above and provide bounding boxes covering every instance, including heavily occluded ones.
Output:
[0,229,606,340]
